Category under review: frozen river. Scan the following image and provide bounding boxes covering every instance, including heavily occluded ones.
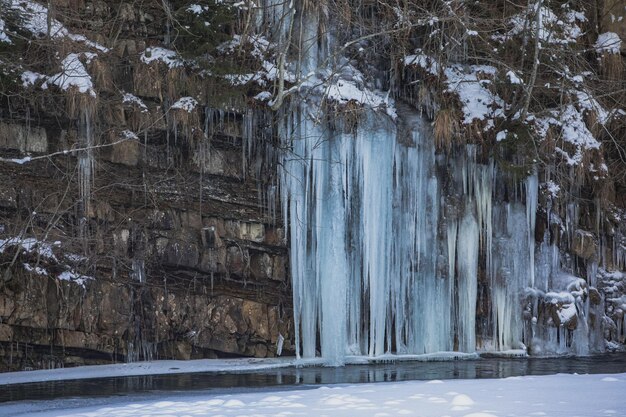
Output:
[1,353,626,410]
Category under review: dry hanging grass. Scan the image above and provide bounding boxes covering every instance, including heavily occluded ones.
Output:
[66,90,98,121]
[433,108,460,151]
[599,53,624,82]
[89,59,115,93]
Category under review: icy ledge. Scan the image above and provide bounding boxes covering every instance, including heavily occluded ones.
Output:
[0,352,519,385]
[0,358,294,386]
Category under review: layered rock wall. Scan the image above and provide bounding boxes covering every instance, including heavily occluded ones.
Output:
[0,0,292,371]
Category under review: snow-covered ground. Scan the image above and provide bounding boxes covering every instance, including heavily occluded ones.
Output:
[1,372,624,417]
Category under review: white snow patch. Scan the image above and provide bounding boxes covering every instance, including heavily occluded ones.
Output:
[122,93,148,112]
[187,4,209,14]
[403,51,440,75]
[595,32,622,54]
[170,96,198,113]
[0,236,57,261]
[23,263,48,276]
[140,47,184,68]
[544,181,560,197]
[555,303,577,324]
[9,0,108,51]
[506,70,523,85]
[58,270,93,288]
[218,34,272,61]
[536,103,601,166]
[496,4,584,45]
[1,156,32,164]
[21,71,45,87]
[121,130,139,140]
[444,65,504,125]
[224,72,255,86]
[67,34,109,53]
[45,53,96,97]
[324,78,397,119]
[254,91,273,101]
[0,18,11,44]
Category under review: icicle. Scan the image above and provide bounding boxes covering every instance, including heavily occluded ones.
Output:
[526,173,538,287]
[456,208,479,352]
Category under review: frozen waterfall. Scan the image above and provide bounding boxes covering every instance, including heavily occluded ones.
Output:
[279,104,605,363]
[270,0,606,364]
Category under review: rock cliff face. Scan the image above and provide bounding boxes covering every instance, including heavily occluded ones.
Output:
[0,0,292,371]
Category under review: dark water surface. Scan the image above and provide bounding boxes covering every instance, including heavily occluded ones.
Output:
[2,353,626,403]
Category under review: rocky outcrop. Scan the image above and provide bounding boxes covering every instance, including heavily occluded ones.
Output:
[0,0,292,371]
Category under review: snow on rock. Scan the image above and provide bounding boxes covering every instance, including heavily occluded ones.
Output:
[121,130,139,140]
[21,70,45,87]
[0,236,93,288]
[595,32,622,54]
[544,291,576,305]
[45,53,96,97]
[67,34,109,53]
[574,89,610,125]
[559,105,601,150]
[535,103,601,166]
[291,62,396,119]
[140,47,184,68]
[496,3,584,45]
[218,34,272,61]
[444,65,504,125]
[23,263,48,276]
[170,97,199,113]
[324,77,397,119]
[0,236,58,261]
[496,130,508,142]
[9,0,108,51]
[122,93,148,112]
[58,270,93,288]
[187,4,209,14]
[544,181,560,197]
[555,302,578,325]
[403,51,440,75]
[506,70,523,85]
[0,18,11,43]
[9,0,68,38]
[254,91,273,101]
[402,52,505,128]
